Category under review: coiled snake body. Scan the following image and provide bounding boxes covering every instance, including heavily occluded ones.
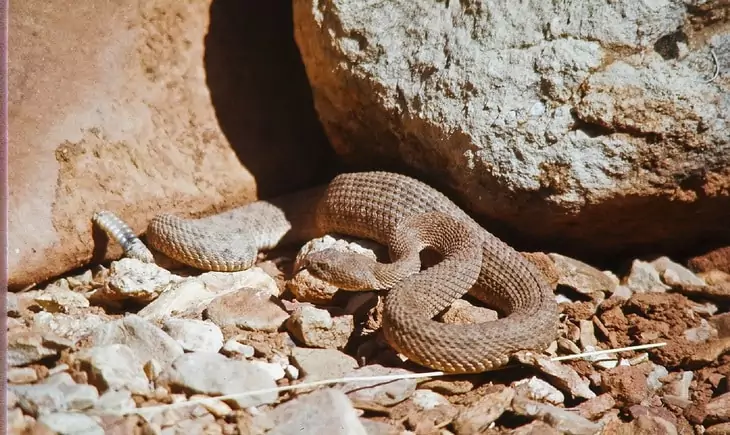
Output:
[96,171,558,373]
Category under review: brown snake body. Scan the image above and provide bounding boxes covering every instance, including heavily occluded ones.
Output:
[95,171,558,373]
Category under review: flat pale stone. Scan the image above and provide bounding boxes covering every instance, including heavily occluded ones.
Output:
[157,352,278,409]
[90,314,183,367]
[76,344,151,394]
[162,318,224,353]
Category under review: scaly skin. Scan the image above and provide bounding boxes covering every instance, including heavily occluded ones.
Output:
[101,171,559,373]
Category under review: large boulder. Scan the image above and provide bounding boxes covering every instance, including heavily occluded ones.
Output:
[9,1,334,289]
[293,0,730,261]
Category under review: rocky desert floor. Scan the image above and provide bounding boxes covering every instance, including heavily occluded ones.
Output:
[6,238,730,435]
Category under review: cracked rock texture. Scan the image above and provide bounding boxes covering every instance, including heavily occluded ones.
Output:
[293,0,730,260]
[9,1,334,289]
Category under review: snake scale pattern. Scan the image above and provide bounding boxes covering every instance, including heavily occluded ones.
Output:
[95,171,558,373]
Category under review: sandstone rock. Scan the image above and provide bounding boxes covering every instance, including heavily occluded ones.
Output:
[260,389,367,435]
[513,377,565,406]
[514,352,595,400]
[8,367,39,384]
[600,365,649,408]
[290,347,359,383]
[90,314,184,367]
[293,0,730,260]
[570,394,616,420]
[249,360,286,381]
[32,311,109,345]
[162,318,224,353]
[337,365,417,407]
[76,344,152,394]
[221,339,255,358]
[688,246,730,274]
[100,259,178,302]
[138,268,278,321]
[452,387,515,434]
[549,253,617,296]
[411,390,452,411]
[8,328,73,367]
[205,287,289,332]
[9,0,333,289]
[626,260,671,293]
[651,256,707,287]
[286,305,354,349]
[23,288,90,313]
[439,299,498,325]
[37,412,104,435]
[157,352,278,408]
[512,396,603,435]
[11,372,99,416]
[94,390,135,413]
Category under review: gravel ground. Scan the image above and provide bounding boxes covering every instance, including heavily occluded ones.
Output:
[6,238,730,435]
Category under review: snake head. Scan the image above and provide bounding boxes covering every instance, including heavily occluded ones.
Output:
[298,248,383,290]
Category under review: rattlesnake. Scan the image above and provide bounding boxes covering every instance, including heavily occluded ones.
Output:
[94,171,558,373]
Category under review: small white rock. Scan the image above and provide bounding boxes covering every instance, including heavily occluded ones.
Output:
[221,340,255,358]
[162,318,224,353]
[250,360,286,381]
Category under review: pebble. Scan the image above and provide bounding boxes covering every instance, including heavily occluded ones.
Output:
[284,364,300,380]
[257,388,367,435]
[205,287,289,332]
[11,372,99,415]
[24,288,90,313]
[250,360,286,381]
[192,395,233,418]
[600,365,649,407]
[90,314,184,367]
[512,395,603,435]
[438,299,498,324]
[514,352,596,399]
[37,412,104,435]
[290,348,359,383]
[76,344,151,394]
[626,260,671,293]
[612,414,678,435]
[32,311,108,344]
[663,371,693,399]
[138,268,279,321]
[611,285,633,300]
[651,256,706,287]
[703,392,730,423]
[549,253,617,295]
[157,352,278,408]
[513,376,565,405]
[571,393,616,420]
[7,292,20,316]
[337,365,417,407]
[286,305,354,350]
[106,258,176,299]
[360,419,401,435]
[94,389,135,412]
[8,327,73,367]
[8,408,31,433]
[684,319,718,343]
[162,318,224,352]
[706,422,730,435]
[221,339,255,358]
[8,367,39,384]
[452,386,515,434]
[66,269,94,289]
[411,390,451,410]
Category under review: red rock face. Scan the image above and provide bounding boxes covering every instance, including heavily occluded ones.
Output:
[9,1,334,289]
